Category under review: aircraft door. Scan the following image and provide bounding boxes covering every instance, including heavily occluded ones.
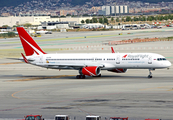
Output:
[39,55,43,63]
[116,55,120,64]
[148,56,152,64]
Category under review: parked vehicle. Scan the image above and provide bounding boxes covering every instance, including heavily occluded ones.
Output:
[157,26,162,29]
[54,115,69,120]
[145,118,160,120]
[45,31,52,34]
[109,117,128,120]
[23,115,44,120]
[36,30,52,34]
[86,115,101,120]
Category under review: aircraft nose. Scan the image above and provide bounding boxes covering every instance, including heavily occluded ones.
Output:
[167,61,172,67]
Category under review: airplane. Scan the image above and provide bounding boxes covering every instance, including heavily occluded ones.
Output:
[17,27,171,79]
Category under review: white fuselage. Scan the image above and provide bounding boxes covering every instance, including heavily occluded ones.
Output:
[25,53,171,70]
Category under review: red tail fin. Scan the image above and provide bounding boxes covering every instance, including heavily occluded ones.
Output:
[17,27,46,56]
[111,47,115,53]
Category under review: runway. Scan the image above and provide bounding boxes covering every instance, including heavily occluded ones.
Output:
[0,28,173,120]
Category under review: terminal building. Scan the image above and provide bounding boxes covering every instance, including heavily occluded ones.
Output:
[98,5,129,15]
[38,21,70,30]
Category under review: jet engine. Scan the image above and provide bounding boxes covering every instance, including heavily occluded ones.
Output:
[80,66,101,76]
[108,68,127,73]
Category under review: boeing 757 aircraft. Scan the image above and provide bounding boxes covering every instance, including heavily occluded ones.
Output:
[17,27,171,79]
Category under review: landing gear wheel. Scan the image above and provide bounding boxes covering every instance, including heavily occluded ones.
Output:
[81,75,85,79]
[76,75,80,79]
[148,75,152,78]
[76,75,85,79]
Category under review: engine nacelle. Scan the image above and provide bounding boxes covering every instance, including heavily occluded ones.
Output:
[81,66,101,76]
[108,68,127,73]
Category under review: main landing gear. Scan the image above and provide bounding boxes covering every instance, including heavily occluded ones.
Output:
[76,75,85,79]
[76,74,101,79]
[148,69,154,78]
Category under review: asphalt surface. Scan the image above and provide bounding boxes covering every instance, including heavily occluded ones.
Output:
[0,28,173,120]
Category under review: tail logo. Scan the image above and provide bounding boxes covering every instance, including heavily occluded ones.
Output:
[20,36,44,55]
[17,27,46,56]
[123,54,127,58]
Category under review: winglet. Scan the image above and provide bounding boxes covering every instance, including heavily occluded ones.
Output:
[111,47,115,53]
[21,53,29,63]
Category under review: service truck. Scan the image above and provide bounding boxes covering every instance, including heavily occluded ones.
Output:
[86,115,101,120]
[54,115,69,120]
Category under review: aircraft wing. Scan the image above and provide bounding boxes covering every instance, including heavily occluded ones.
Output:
[39,63,105,69]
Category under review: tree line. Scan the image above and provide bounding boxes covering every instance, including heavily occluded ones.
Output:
[0,32,15,38]
[81,17,108,24]
[117,14,173,22]
[1,23,32,28]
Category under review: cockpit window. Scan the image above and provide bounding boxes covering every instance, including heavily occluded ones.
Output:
[157,58,166,61]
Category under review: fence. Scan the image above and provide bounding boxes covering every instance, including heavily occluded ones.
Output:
[108,38,173,45]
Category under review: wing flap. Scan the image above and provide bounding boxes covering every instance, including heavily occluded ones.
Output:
[42,63,105,69]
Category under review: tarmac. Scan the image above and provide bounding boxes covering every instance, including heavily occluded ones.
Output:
[0,28,173,120]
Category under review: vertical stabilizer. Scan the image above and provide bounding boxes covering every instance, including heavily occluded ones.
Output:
[17,27,46,56]
[111,47,115,53]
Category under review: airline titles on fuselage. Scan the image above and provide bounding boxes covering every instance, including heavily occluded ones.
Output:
[123,54,149,59]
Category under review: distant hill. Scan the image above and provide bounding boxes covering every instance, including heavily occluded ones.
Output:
[127,0,173,3]
[0,0,31,7]
[0,0,91,7]
[0,0,173,7]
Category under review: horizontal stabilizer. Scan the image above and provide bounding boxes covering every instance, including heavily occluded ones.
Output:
[21,53,29,64]
[6,58,20,60]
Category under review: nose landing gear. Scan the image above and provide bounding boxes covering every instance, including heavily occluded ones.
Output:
[148,69,155,78]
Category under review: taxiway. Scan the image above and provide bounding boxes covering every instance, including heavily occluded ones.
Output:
[0,28,173,120]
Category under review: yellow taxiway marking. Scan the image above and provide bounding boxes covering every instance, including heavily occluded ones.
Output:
[167,89,173,91]
[140,86,173,91]
[11,87,40,100]
[0,62,23,65]
[7,75,75,82]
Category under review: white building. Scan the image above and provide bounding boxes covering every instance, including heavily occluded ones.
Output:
[115,6,120,14]
[0,16,53,27]
[110,6,115,14]
[124,6,129,13]
[120,6,124,14]
[81,23,104,29]
[105,6,110,15]
[98,5,129,15]
[59,16,92,24]
[99,6,111,15]
[115,5,129,14]
[0,16,92,27]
